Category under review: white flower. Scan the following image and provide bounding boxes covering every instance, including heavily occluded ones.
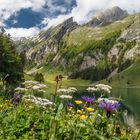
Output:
[57,89,67,93]
[36,84,47,88]
[98,98,118,104]
[41,98,50,102]
[21,81,47,94]
[87,87,98,92]
[69,87,77,92]
[95,84,112,93]
[32,85,40,90]
[57,87,77,94]
[87,84,112,93]
[59,95,72,99]
[23,81,39,85]
[32,84,47,90]
[15,87,27,93]
[38,90,46,93]
[22,95,54,108]
[95,84,112,89]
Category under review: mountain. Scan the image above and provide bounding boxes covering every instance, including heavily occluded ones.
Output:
[87,6,128,27]
[16,17,78,62]
[16,7,140,82]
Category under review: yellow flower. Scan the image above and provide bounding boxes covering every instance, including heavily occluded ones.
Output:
[86,107,94,112]
[68,107,73,111]
[80,115,88,121]
[77,109,83,114]
[75,100,82,105]
[112,113,116,116]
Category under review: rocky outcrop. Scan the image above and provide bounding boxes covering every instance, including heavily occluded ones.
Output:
[87,6,128,27]
[23,17,78,63]
[119,14,140,41]
[27,45,57,62]
[79,56,96,71]
[38,17,78,45]
[124,44,140,60]
[53,17,78,45]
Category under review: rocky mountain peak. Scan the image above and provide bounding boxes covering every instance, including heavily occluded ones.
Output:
[59,17,76,27]
[87,6,128,27]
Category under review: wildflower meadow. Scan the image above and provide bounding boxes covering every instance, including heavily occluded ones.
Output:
[0,77,140,140]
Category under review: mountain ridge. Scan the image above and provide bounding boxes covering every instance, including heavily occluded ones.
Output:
[15,7,140,81]
[87,6,128,27]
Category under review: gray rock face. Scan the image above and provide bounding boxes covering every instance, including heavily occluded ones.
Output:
[120,14,140,41]
[27,45,57,63]
[87,6,128,27]
[124,44,140,60]
[25,17,78,63]
[79,56,96,71]
[54,17,78,44]
[108,44,119,60]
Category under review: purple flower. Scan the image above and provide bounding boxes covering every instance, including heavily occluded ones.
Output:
[12,100,19,105]
[13,93,23,99]
[66,103,73,110]
[12,94,23,105]
[98,98,120,113]
[82,96,96,104]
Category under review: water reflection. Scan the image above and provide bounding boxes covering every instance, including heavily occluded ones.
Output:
[112,87,140,123]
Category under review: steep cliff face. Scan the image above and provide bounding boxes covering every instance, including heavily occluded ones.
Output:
[16,7,140,81]
[108,13,140,61]
[16,17,78,63]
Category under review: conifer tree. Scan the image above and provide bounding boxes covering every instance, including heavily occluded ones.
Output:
[0,32,24,95]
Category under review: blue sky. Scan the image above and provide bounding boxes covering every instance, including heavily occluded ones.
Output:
[0,0,139,38]
[5,0,76,28]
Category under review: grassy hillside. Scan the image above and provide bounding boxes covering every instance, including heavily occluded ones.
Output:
[104,62,140,87]
[61,15,134,56]
[66,16,134,45]
[21,13,140,83]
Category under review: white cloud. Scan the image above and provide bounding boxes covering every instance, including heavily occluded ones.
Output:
[72,0,140,23]
[42,14,71,29]
[71,0,140,23]
[6,27,40,38]
[0,0,140,38]
[0,0,46,26]
[42,0,140,28]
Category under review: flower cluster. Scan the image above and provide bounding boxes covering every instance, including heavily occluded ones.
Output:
[15,81,47,94]
[74,96,95,121]
[57,87,77,95]
[72,95,120,120]
[82,96,96,104]
[15,87,27,93]
[87,84,112,93]
[23,81,46,90]
[66,103,73,111]
[59,95,72,99]
[57,87,77,100]
[12,93,23,105]
[23,95,54,108]
[87,87,97,92]
[98,98,120,113]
